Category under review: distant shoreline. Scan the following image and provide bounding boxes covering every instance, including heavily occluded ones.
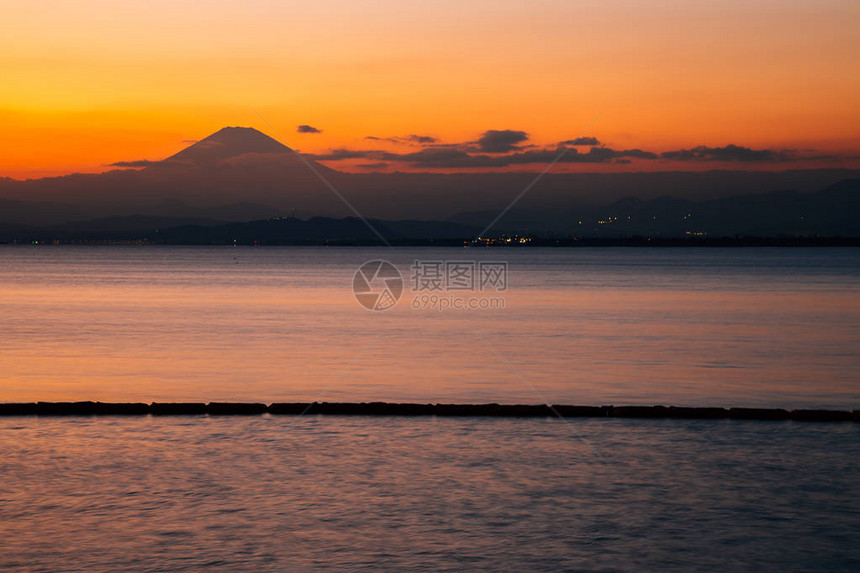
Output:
[3,237,860,247]
[2,402,857,422]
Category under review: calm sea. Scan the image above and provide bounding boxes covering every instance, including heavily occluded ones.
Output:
[1,246,858,571]
[0,246,857,408]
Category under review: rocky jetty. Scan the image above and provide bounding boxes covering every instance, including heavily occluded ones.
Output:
[0,402,856,422]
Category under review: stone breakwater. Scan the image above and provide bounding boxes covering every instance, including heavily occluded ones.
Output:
[0,402,857,422]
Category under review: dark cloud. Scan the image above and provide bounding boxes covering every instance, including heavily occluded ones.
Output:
[307,135,822,169]
[364,134,438,145]
[561,136,601,146]
[307,147,480,167]
[357,162,390,170]
[395,148,490,167]
[308,145,656,168]
[406,134,437,144]
[109,160,158,168]
[475,130,529,153]
[594,147,657,160]
[508,147,656,165]
[661,144,789,162]
[297,124,322,134]
[422,142,469,150]
[309,148,375,161]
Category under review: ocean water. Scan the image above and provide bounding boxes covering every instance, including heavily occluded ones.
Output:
[1,246,859,571]
[0,245,857,408]
[0,416,858,572]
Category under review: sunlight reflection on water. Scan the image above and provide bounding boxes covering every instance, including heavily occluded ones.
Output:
[0,246,857,408]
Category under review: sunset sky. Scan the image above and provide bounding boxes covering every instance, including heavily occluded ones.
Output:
[2,0,859,178]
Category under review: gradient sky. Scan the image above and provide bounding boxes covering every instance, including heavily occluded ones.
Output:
[2,0,858,178]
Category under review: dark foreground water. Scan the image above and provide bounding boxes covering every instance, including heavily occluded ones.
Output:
[1,416,857,572]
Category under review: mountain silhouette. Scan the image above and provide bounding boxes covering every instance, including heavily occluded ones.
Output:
[0,127,858,233]
[162,127,291,165]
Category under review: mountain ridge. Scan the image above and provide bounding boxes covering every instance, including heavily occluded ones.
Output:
[1,127,859,233]
[161,126,293,166]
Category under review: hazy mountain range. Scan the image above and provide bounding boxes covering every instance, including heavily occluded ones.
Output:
[1,126,858,241]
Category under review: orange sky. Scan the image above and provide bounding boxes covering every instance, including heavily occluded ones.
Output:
[2,0,859,179]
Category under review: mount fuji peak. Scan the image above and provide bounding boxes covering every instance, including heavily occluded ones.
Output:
[165,126,292,165]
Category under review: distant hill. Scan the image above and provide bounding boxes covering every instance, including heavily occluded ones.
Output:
[2,181,859,243]
[0,215,480,245]
[450,179,860,238]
